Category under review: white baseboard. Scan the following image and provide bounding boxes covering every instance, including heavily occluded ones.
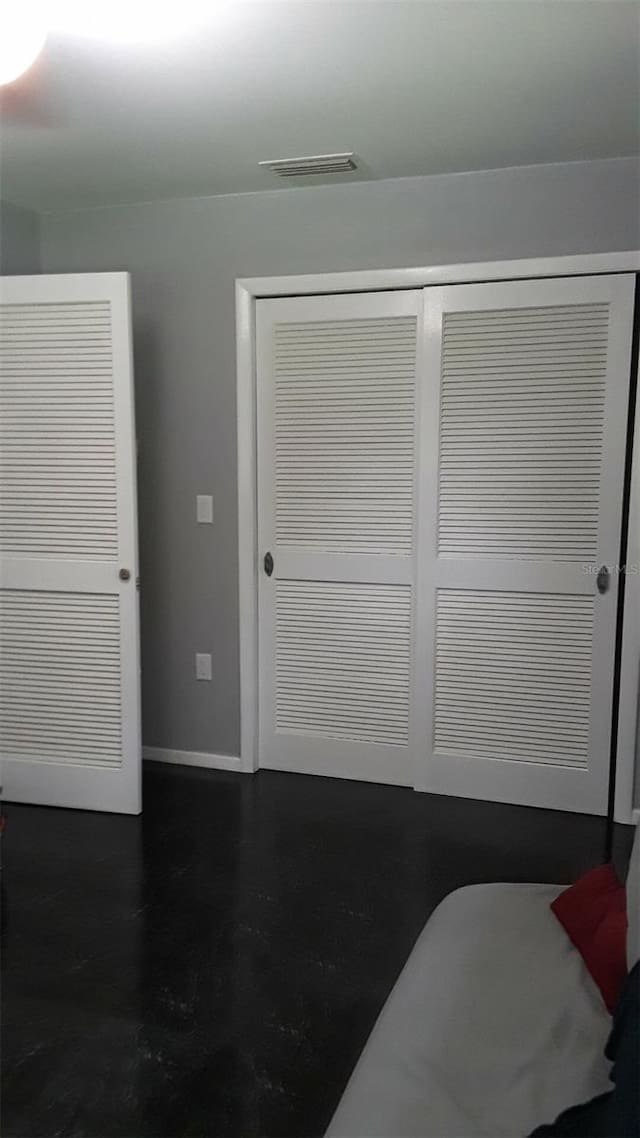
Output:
[143,746,243,772]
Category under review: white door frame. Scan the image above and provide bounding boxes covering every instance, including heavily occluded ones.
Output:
[236,251,640,821]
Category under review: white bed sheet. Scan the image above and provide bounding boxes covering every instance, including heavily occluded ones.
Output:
[327,882,613,1138]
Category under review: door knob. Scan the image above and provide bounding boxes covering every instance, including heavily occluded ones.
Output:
[119,568,131,581]
[596,565,610,594]
[264,552,274,577]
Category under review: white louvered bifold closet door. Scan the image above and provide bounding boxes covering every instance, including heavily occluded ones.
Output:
[417,275,635,814]
[0,273,141,813]
[257,292,422,784]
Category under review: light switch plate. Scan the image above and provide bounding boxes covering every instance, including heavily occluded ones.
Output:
[195,653,212,681]
[196,494,213,524]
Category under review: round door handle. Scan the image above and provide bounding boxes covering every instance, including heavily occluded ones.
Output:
[119,568,131,582]
[596,565,610,594]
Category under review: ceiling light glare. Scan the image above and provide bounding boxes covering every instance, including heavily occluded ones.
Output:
[0,4,48,86]
[52,0,214,44]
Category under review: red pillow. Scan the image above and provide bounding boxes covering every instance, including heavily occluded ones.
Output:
[551,864,628,1012]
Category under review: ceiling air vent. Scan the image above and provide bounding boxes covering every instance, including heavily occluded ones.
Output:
[259,153,358,178]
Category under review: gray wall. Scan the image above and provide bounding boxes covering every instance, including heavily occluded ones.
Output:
[40,157,640,757]
[0,200,41,274]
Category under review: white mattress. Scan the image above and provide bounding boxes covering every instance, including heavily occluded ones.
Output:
[327,882,613,1138]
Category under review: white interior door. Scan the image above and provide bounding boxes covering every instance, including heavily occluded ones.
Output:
[0,272,141,814]
[417,274,635,814]
[257,291,422,785]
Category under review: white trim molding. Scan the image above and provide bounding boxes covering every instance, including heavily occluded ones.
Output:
[237,280,260,774]
[143,747,242,772]
[615,339,640,824]
[237,252,640,302]
[236,251,640,816]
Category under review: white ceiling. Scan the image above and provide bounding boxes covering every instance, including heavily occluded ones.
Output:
[1,0,639,213]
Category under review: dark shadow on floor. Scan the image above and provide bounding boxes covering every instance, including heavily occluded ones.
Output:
[1,763,633,1138]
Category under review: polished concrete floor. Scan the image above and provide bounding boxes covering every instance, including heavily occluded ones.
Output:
[1,763,632,1138]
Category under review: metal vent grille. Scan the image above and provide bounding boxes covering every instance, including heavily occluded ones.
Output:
[438,302,609,560]
[0,590,123,768]
[434,589,593,767]
[274,316,417,554]
[0,301,118,560]
[275,580,411,745]
[259,153,357,177]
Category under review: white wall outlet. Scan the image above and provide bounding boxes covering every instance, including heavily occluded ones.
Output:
[195,653,212,681]
[196,494,214,524]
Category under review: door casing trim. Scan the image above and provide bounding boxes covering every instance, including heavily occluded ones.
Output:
[236,252,640,821]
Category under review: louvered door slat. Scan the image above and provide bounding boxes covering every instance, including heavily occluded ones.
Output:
[439,300,608,561]
[435,590,593,767]
[276,580,411,747]
[0,301,117,561]
[273,316,416,556]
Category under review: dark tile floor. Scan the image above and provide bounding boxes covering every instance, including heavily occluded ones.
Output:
[1,763,634,1138]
